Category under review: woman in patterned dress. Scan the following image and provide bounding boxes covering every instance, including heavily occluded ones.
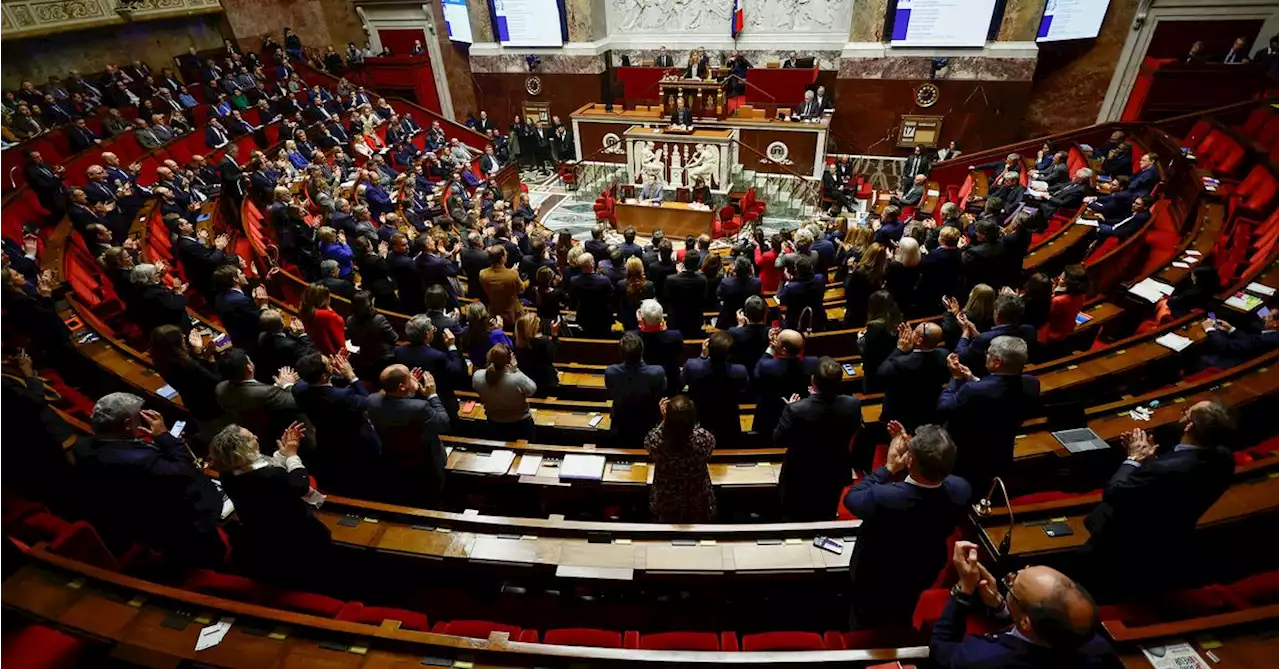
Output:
[644,394,716,523]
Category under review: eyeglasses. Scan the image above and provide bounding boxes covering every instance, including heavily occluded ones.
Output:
[1001,570,1022,608]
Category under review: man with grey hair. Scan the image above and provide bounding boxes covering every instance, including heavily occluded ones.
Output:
[843,421,970,628]
[938,335,1040,498]
[1032,166,1094,223]
[131,262,191,335]
[636,298,684,393]
[72,392,225,565]
[395,313,465,420]
[317,258,356,299]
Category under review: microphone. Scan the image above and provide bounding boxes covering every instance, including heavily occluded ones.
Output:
[975,476,1014,559]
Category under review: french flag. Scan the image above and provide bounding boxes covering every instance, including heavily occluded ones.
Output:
[731,0,743,38]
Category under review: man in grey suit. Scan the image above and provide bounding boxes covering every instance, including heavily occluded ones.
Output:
[215,348,313,448]
[366,364,452,507]
[893,174,926,208]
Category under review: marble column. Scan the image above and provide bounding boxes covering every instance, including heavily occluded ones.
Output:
[848,0,890,42]
[996,0,1046,42]
[467,0,493,44]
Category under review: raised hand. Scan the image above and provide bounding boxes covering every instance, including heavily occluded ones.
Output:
[187,329,204,354]
[736,309,748,327]
[419,370,437,396]
[942,295,960,316]
[277,421,305,458]
[214,234,230,250]
[274,366,299,387]
[947,353,974,381]
[951,540,984,595]
[896,322,915,352]
[1122,428,1158,463]
[252,284,269,305]
[441,327,456,348]
[885,424,911,473]
[139,409,167,438]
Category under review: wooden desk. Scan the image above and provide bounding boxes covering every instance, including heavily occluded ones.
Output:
[614,201,714,238]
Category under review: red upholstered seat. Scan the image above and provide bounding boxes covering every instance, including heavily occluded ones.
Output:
[741,631,827,651]
[828,627,925,650]
[432,620,522,639]
[630,631,724,651]
[269,591,346,618]
[1227,571,1279,605]
[49,521,120,571]
[182,570,264,603]
[1161,585,1249,619]
[15,512,72,544]
[337,602,430,631]
[912,588,1002,635]
[541,628,624,648]
[1,625,86,669]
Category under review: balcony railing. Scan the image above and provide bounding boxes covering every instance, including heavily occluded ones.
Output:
[0,0,222,40]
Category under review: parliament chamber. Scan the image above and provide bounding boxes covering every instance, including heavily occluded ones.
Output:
[1,2,1278,667]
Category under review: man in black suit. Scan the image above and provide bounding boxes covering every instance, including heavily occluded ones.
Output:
[776,357,863,521]
[669,96,693,127]
[636,299,685,394]
[394,315,466,422]
[663,257,708,338]
[752,329,818,438]
[218,143,246,203]
[475,110,495,134]
[822,162,852,213]
[255,309,316,383]
[1032,167,1094,221]
[878,322,950,431]
[1080,400,1236,598]
[365,363,452,507]
[316,259,357,299]
[67,118,101,152]
[812,85,832,112]
[291,353,383,498]
[729,295,771,376]
[620,227,645,262]
[1194,312,1279,371]
[932,543,1113,666]
[71,393,224,566]
[1086,195,1151,249]
[569,253,616,337]
[937,336,1040,499]
[212,265,268,352]
[23,150,66,218]
[900,146,932,193]
[961,219,1007,291]
[585,224,610,262]
[172,218,234,302]
[955,293,1037,376]
[844,422,971,628]
[459,232,490,301]
[919,224,963,307]
[654,47,675,68]
[797,90,822,119]
[604,333,668,448]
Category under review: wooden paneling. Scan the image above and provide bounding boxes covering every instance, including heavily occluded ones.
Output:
[473,72,606,131]
[576,120,631,163]
[737,128,818,175]
[829,78,1034,156]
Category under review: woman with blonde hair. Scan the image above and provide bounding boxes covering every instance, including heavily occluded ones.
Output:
[886,236,923,316]
[837,225,875,280]
[471,343,537,441]
[941,283,996,350]
[616,256,654,331]
[514,312,559,396]
[285,139,308,170]
[842,241,888,327]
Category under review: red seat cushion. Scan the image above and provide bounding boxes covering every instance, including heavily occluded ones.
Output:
[49,521,120,571]
[16,512,71,544]
[637,631,721,651]
[337,603,429,631]
[1,625,86,669]
[838,627,926,650]
[741,631,827,651]
[543,628,623,648]
[269,591,345,618]
[1227,571,1279,606]
[1162,585,1249,619]
[182,569,264,603]
[432,620,522,639]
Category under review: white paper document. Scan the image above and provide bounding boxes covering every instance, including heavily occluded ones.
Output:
[195,617,235,651]
[481,449,516,475]
[515,454,543,476]
[1141,642,1209,669]
[1247,282,1276,296]
[1155,333,1193,352]
[559,453,606,481]
[1074,219,1099,228]
[1128,278,1175,303]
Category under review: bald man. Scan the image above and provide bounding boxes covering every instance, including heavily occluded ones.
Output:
[751,329,817,439]
[365,364,451,507]
[932,541,1113,666]
[877,321,950,431]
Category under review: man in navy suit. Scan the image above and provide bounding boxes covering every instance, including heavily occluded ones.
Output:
[919,224,964,308]
[728,295,771,376]
[604,333,668,447]
[1080,401,1237,598]
[636,299,685,394]
[955,294,1037,376]
[878,322,950,432]
[172,218,234,301]
[873,205,907,246]
[366,364,452,507]
[212,265,268,352]
[1194,313,1278,371]
[663,257,708,338]
[569,254,616,338]
[1087,152,1160,218]
[776,254,827,331]
[776,357,863,521]
[931,541,1113,667]
[752,329,818,439]
[292,353,383,497]
[415,234,460,312]
[394,315,466,423]
[1086,195,1152,248]
[844,422,970,628]
[681,331,748,444]
[619,227,645,262]
[669,96,693,127]
[938,336,1040,499]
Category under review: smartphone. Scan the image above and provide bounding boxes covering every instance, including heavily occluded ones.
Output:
[212,333,231,350]
[813,536,844,555]
[842,363,856,376]
[1207,312,1217,322]
[170,420,187,438]
[587,414,604,428]
[461,401,476,414]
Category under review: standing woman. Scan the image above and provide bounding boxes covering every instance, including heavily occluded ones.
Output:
[616,257,654,331]
[210,422,330,586]
[352,235,400,313]
[471,343,538,441]
[345,290,399,382]
[941,284,996,351]
[644,394,716,523]
[459,302,514,368]
[514,313,559,397]
[299,284,345,355]
[858,290,903,394]
[843,242,888,328]
[884,237,923,317]
[700,253,724,311]
[508,116,524,169]
[1041,264,1089,344]
[1019,272,1054,331]
[531,265,567,330]
[754,232,784,293]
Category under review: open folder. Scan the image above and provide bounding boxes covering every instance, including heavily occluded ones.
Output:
[559,454,606,481]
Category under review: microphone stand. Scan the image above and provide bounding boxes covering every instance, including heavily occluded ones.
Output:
[975,476,1015,562]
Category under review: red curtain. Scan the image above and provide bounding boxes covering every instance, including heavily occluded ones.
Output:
[377,29,426,57]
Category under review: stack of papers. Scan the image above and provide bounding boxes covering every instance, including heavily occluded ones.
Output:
[1155,332,1194,352]
[515,454,543,476]
[1224,292,1264,312]
[1074,219,1099,228]
[559,453,606,481]
[1129,278,1176,303]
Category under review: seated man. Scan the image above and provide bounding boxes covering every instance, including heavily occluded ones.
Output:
[1030,167,1094,222]
[931,540,1113,666]
[892,174,927,208]
[1194,311,1279,371]
[638,174,664,203]
[1027,151,1068,192]
[669,96,693,128]
[1084,195,1151,249]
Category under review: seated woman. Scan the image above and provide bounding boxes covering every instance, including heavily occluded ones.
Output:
[210,422,330,585]
[285,140,309,170]
[317,226,354,278]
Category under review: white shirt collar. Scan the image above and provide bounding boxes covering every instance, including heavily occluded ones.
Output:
[905,474,942,489]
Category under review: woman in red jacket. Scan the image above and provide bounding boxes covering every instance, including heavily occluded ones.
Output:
[753,232,784,293]
[300,283,346,355]
[1040,264,1090,344]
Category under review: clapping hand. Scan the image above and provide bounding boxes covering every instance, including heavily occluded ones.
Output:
[187,329,205,354]
[441,327,456,348]
[214,234,230,250]
[276,421,305,458]
[947,353,975,382]
[784,393,802,405]
[252,284,269,305]
[895,322,915,352]
[884,420,911,473]
[410,366,426,387]
[274,365,300,387]
[658,397,670,419]
[1120,428,1158,463]
[999,286,1018,297]
[418,370,437,396]
[35,270,55,297]
[951,540,985,596]
[331,353,357,381]
[490,315,503,330]
[12,349,34,378]
[170,280,189,295]
[22,237,38,257]
[378,240,389,258]
[957,312,979,338]
[287,317,305,334]
[942,295,960,316]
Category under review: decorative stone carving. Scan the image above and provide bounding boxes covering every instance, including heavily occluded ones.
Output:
[0,0,222,39]
[608,0,851,35]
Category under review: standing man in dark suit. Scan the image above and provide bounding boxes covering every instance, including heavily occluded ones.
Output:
[728,295,771,375]
[636,299,685,394]
[654,46,675,68]
[962,219,1007,291]
[776,357,863,521]
[900,146,932,193]
[218,142,246,204]
[172,218,234,302]
[459,232,490,301]
[291,352,382,497]
[669,96,694,127]
[843,422,970,628]
[255,309,316,383]
[937,336,1040,499]
[584,225,610,262]
[932,542,1113,666]
[366,364,452,507]
[878,322,950,432]
[214,348,311,450]
[212,265,268,353]
[394,315,466,422]
[23,150,66,219]
[663,257,708,338]
[1080,401,1236,598]
[954,293,1037,376]
[716,256,762,330]
[605,333,668,448]
[919,224,963,306]
[475,110,495,134]
[681,330,748,445]
[569,253,616,337]
[752,329,817,438]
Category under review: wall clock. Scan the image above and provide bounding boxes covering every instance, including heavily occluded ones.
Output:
[525,76,543,96]
[914,83,940,108]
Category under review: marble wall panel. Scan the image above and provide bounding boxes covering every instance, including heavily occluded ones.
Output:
[610,49,844,71]
[220,0,364,54]
[848,0,889,42]
[471,54,606,74]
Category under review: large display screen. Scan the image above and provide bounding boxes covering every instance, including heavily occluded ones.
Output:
[1036,0,1111,43]
[889,0,999,48]
[443,0,474,44]
[492,0,565,47]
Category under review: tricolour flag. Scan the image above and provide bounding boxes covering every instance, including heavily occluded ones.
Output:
[731,0,744,38]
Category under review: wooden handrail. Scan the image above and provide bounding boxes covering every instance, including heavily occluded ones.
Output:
[1102,604,1279,643]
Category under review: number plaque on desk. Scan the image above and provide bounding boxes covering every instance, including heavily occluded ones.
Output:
[897,115,944,149]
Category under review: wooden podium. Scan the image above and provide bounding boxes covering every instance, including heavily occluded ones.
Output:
[660,79,729,120]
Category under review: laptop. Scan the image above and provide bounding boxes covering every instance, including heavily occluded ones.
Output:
[1045,401,1110,454]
